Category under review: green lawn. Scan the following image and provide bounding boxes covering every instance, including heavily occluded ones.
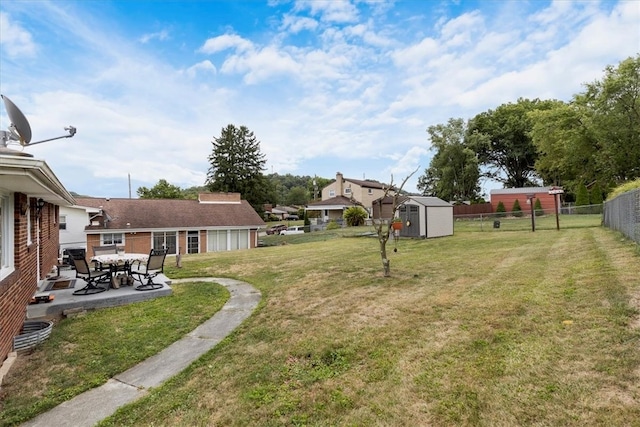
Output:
[2,214,639,426]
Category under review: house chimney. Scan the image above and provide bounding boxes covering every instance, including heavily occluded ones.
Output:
[336,172,343,196]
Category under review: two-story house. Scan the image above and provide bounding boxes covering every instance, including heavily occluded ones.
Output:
[306,172,393,221]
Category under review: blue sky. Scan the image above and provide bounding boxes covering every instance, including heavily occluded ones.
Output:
[1,0,638,199]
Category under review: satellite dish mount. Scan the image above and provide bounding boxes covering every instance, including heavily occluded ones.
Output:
[1,94,76,156]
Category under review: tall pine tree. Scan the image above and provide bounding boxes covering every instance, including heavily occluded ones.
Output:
[206,124,272,214]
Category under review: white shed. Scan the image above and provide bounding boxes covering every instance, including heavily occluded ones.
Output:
[397,196,453,238]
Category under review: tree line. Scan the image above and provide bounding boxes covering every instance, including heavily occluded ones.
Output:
[139,55,638,211]
[418,55,639,204]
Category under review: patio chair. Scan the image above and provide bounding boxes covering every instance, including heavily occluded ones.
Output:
[92,244,118,271]
[64,248,86,270]
[69,253,111,295]
[131,248,168,291]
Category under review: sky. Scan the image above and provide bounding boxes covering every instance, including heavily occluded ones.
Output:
[1,0,638,199]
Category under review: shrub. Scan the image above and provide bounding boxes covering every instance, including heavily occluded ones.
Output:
[534,198,544,216]
[496,201,506,218]
[343,206,367,226]
[326,220,341,230]
[575,183,589,206]
[512,199,523,217]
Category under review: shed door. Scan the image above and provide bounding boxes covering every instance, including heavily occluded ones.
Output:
[399,205,420,237]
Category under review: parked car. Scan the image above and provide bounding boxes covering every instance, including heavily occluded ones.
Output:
[286,214,299,220]
[266,224,287,235]
[280,225,305,235]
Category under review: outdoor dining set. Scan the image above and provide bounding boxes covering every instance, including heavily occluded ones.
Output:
[66,246,168,295]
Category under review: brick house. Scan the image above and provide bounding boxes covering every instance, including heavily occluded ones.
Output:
[1,154,74,364]
[64,193,265,257]
[490,187,560,214]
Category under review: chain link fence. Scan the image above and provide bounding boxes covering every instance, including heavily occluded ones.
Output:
[603,188,640,244]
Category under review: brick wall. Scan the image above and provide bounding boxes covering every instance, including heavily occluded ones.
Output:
[0,193,40,363]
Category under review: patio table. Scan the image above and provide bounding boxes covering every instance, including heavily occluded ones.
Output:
[91,253,148,276]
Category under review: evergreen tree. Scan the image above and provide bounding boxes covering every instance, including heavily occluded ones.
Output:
[534,198,544,216]
[496,201,506,218]
[206,124,271,214]
[512,199,523,217]
[575,183,590,206]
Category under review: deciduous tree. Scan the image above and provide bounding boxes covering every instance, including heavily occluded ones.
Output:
[417,118,480,202]
[468,98,556,188]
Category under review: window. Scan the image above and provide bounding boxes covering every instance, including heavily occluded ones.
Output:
[153,231,176,254]
[187,231,199,254]
[0,192,15,280]
[368,188,373,195]
[329,190,335,197]
[102,233,123,245]
[344,188,352,194]
[59,214,67,230]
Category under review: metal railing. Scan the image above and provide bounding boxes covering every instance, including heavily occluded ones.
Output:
[603,188,640,244]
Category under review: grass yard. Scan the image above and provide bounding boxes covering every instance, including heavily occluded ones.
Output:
[2,215,639,426]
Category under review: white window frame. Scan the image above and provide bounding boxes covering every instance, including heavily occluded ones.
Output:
[102,233,124,245]
[0,192,15,280]
[59,214,67,230]
[26,198,33,245]
[329,190,335,197]
[344,188,352,195]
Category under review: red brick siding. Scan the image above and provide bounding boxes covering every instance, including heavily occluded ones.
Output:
[0,195,60,363]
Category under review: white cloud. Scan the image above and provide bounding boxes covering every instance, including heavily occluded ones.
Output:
[280,14,318,33]
[0,12,36,57]
[199,34,254,54]
[184,60,217,78]
[139,29,170,44]
[295,0,360,23]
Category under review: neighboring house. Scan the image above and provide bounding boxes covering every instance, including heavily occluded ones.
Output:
[490,187,559,214]
[263,205,299,220]
[321,172,391,216]
[1,153,74,365]
[59,203,100,255]
[305,195,364,222]
[372,195,454,238]
[66,193,265,257]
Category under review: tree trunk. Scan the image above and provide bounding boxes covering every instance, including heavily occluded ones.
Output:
[379,230,390,277]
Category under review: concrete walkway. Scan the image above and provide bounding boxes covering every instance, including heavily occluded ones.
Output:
[21,278,261,427]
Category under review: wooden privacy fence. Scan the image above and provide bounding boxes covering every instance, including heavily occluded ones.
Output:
[453,203,493,218]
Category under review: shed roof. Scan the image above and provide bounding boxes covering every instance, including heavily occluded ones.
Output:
[75,195,265,231]
[403,196,453,207]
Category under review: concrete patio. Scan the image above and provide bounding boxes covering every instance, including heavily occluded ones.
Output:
[27,267,172,320]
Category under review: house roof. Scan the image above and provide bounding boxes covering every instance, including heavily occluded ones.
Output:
[342,177,387,190]
[490,187,552,195]
[75,195,265,232]
[0,154,75,205]
[306,195,362,208]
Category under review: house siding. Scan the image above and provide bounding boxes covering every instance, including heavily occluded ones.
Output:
[491,190,557,214]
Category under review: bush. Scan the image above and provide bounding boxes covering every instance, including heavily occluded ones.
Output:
[326,220,341,230]
[512,199,523,217]
[496,201,506,218]
[343,206,367,226]
[534,198,544,216]
[575,183,589,206]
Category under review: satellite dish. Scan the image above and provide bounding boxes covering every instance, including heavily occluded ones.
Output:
[1,94,76,155]
[1,95,32,145]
